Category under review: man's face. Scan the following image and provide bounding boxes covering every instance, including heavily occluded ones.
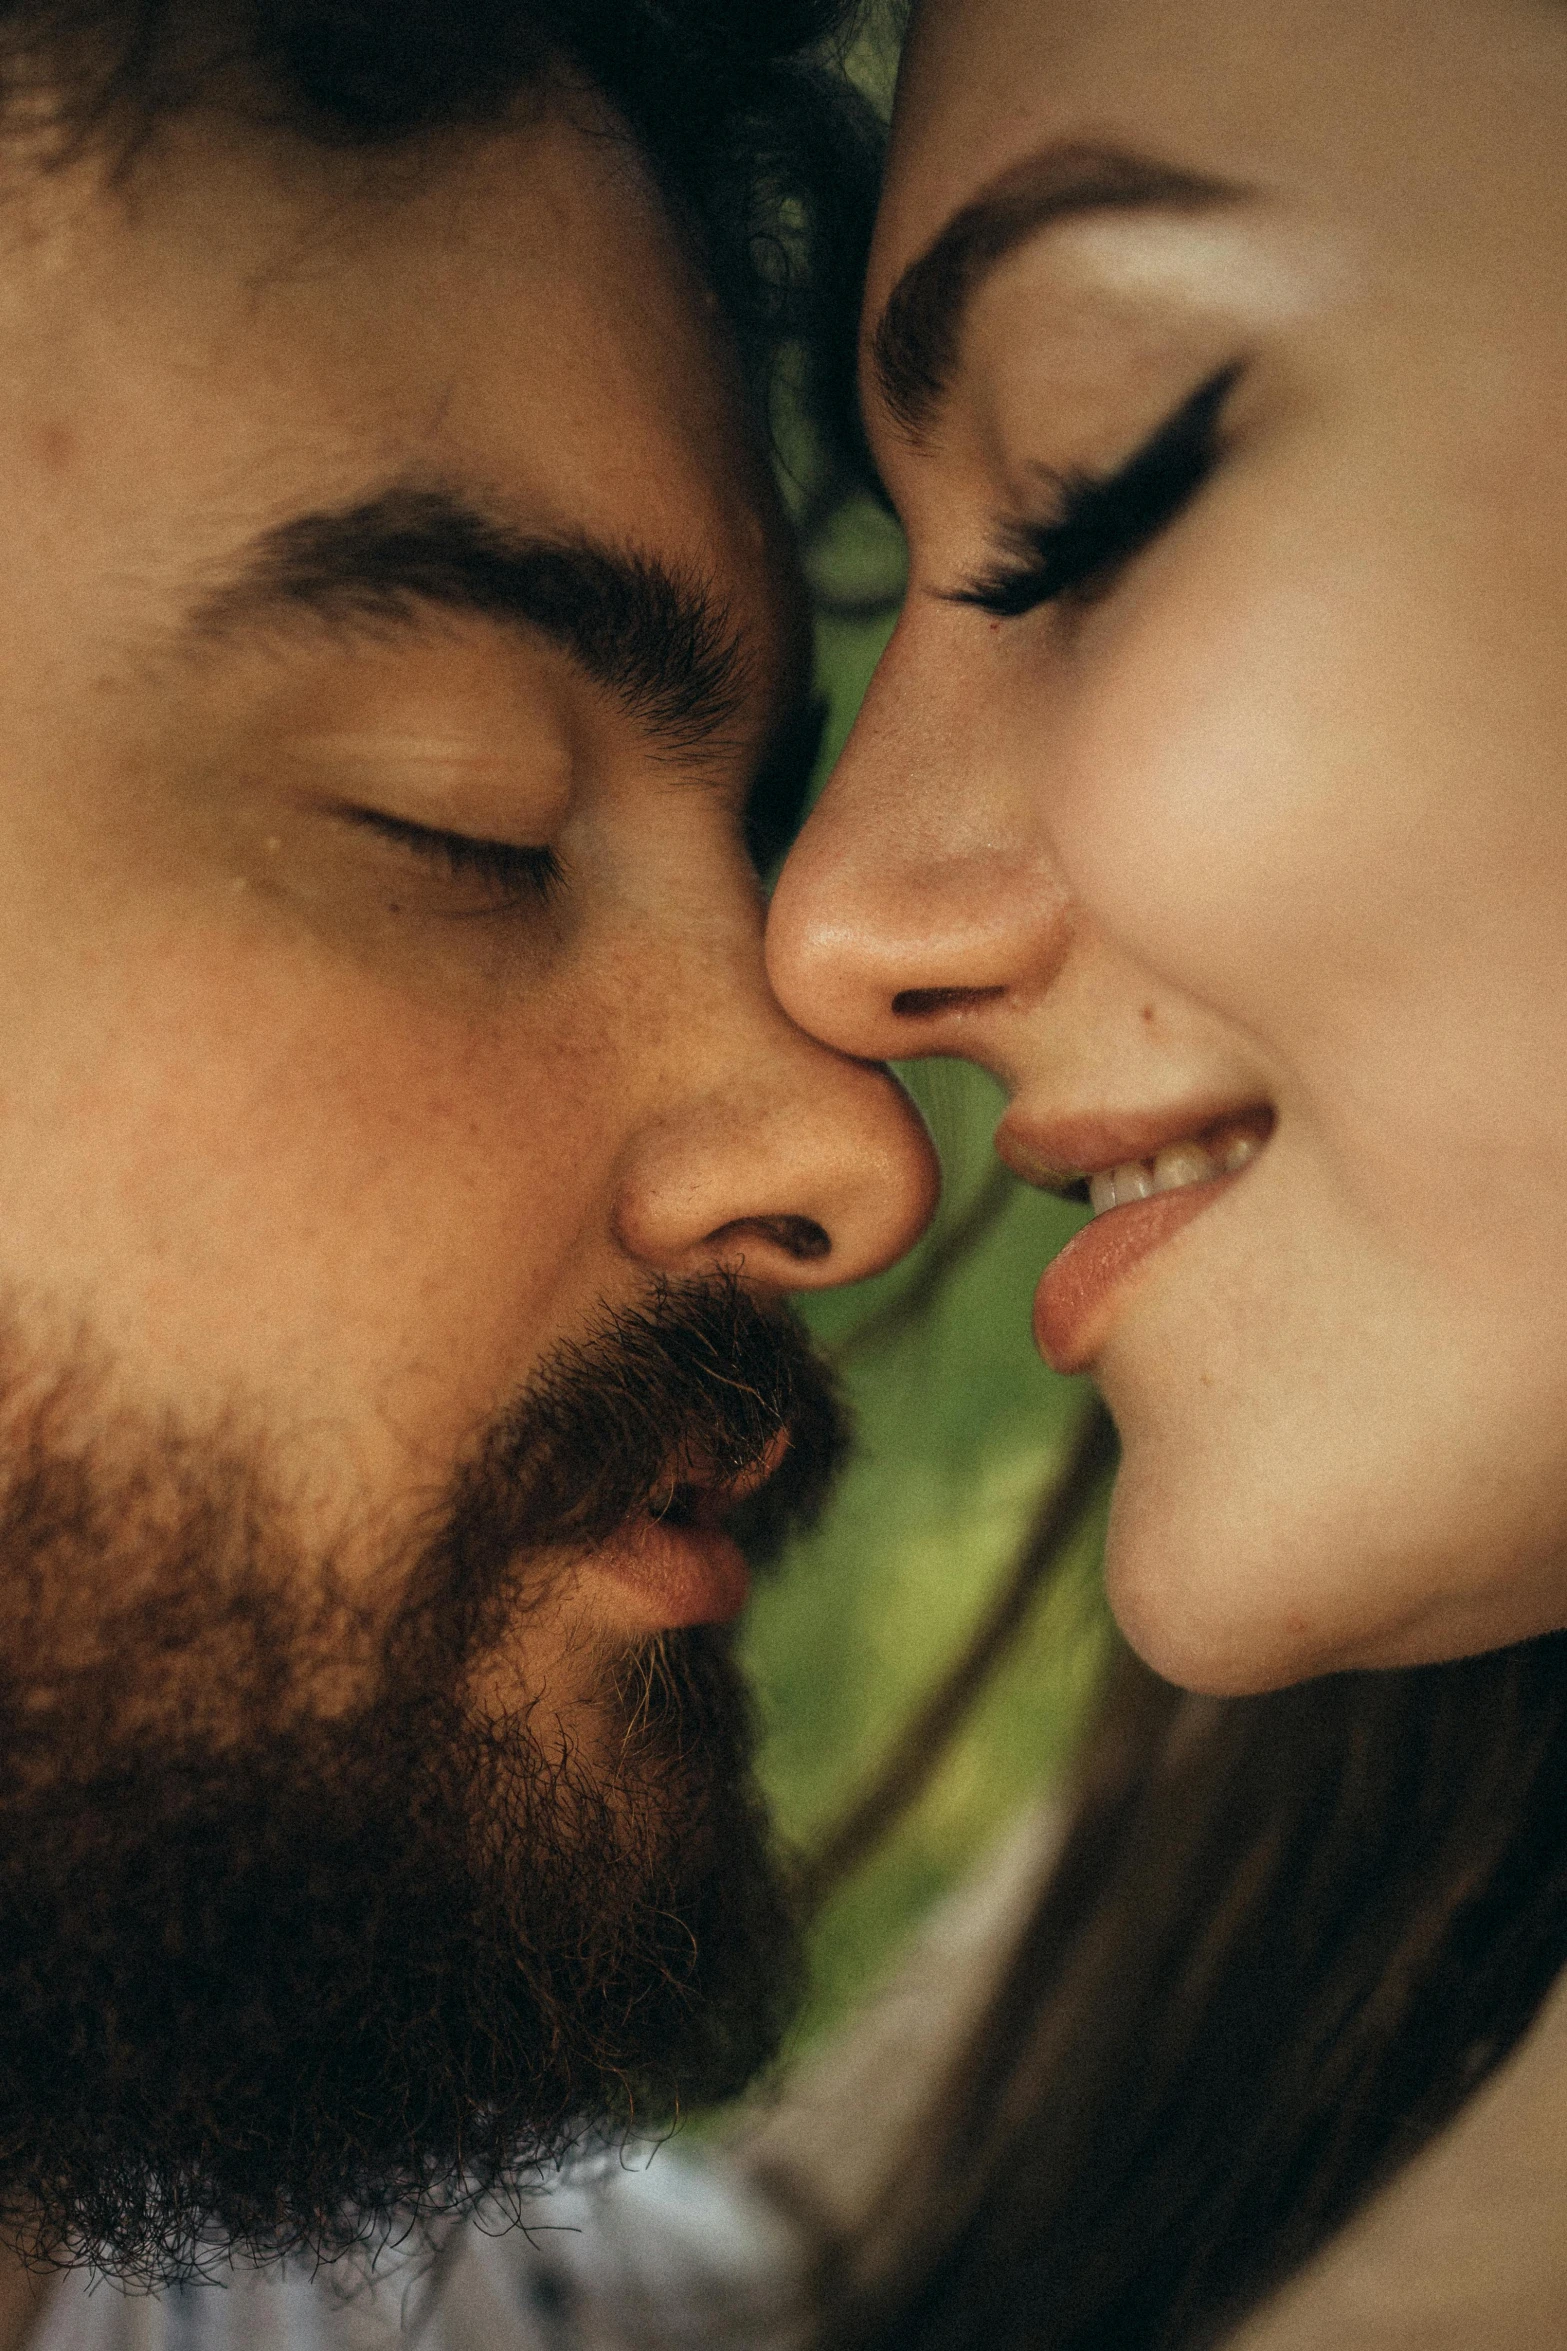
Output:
[0,82,936,2277]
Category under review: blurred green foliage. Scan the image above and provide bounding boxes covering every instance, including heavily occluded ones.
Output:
[738,602,1112,2053]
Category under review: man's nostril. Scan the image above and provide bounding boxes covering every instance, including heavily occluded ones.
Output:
[891,985,1006,1019]
[706,1214,832,1264]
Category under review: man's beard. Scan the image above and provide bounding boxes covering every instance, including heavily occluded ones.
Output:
[0,1276,846,2286]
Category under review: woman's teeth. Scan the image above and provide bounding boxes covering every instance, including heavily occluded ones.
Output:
[1087,1125,1261,1217]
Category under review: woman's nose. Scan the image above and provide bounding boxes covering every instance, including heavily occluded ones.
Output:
[766,644,1071,1071]
[611,933,940,1294]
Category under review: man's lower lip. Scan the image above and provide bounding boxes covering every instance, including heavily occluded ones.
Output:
[594,1517,750,1629]
[1034,1174,1240,1375]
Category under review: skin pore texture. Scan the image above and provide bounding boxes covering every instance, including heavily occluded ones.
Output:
[768,0,1567,1693]
[0,74,939,2286]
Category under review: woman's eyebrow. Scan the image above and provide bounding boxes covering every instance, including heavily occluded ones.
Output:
[871,140,1248,442]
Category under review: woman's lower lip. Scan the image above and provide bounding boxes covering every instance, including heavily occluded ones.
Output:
[1034,1173,1240,1375]
[593,1516,750,1629]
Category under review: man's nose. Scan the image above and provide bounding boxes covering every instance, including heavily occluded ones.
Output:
[611,927,939,1294]
[766,631,1072,1076]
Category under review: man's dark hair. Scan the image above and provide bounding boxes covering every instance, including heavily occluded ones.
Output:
[0,0,882,496]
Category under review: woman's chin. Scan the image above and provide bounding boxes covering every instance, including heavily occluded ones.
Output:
[1101,1433,1567,1697]
[1100,1526,1313,1697]
[1096,1412,1422,1696]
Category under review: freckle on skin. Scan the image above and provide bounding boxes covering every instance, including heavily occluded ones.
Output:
[1141,1003,1155,1023]
[34,422,75,473]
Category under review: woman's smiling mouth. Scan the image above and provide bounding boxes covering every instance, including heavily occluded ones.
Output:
[1083,1118,1265,1215]
[1003,1108,1275,1374]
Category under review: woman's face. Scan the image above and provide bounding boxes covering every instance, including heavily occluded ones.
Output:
[769,0,1567,1692]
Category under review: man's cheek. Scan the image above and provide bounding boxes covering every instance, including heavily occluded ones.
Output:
[0,939,607,1470]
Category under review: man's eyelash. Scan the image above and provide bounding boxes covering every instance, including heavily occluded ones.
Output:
[951,363,1244,619]
[346,808,565,904]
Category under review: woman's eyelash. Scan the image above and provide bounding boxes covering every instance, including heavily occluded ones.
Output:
[952,362,1244,619]
[347,808,564,904]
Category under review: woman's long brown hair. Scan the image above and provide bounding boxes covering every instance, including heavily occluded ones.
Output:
[815,1593,1567,2351]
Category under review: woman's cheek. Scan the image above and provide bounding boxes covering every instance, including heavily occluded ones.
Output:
[1044,544,1567,1319]
[1037,549,1458,1050]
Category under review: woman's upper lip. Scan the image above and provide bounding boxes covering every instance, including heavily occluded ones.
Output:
[997,1101,1275,1190]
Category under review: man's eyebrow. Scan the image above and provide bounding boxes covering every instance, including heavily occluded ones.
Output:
[188,484,751,759]
[871,140,1246,442]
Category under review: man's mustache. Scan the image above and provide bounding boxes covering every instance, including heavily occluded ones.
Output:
[436,1274,850,1594]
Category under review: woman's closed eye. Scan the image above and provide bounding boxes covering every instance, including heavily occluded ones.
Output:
[951,361,1244,618]
[343,805,565,908]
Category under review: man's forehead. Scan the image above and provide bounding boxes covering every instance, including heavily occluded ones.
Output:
[0,81,799,710]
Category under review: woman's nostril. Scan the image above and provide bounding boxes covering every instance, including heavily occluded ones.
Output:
[891,985,1007,1020]
[706,1214,832,1264]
